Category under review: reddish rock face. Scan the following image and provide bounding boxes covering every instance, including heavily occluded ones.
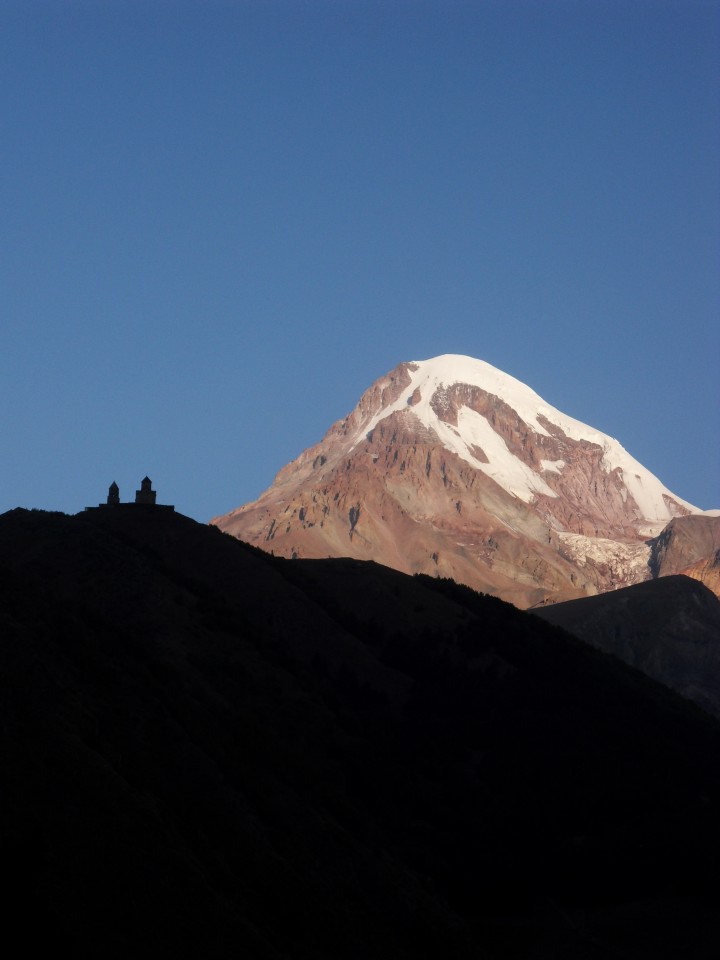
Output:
[213,356,711,608]
[648,515,720,599]
[680,551,720,600]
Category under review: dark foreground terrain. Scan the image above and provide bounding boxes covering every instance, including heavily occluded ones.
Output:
[535,575,720,718]
[1,506,719,959]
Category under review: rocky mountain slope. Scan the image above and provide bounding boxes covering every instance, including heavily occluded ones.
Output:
[214,355,713,607]
[682,550,720,598]
[648,513,720,598]
[3,505,720,958]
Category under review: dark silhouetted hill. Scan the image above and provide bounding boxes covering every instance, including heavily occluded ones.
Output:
[535,575,720,718]
[2,506,720,959]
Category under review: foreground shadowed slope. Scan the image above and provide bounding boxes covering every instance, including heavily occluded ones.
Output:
[534,576,720,718]
[2,506,720,959]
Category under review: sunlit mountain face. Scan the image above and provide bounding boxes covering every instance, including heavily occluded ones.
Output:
[214,355,715,608]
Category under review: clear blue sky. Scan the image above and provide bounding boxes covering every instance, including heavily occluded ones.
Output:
[2,0,718,520]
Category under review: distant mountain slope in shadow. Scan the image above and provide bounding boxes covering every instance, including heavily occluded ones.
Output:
[534,575,720,717]
[1,506,720,959]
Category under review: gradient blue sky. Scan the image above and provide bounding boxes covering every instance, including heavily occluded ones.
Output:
[2,0,718,521]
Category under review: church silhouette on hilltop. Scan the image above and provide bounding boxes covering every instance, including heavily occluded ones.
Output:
[87,477,174,512]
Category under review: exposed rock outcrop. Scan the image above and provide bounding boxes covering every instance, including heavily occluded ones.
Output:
[649,514,720,576]
[679,549,720,600]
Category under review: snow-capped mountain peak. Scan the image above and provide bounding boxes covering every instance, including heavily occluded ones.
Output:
[213,354,708,608]
[354,355,698,523]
